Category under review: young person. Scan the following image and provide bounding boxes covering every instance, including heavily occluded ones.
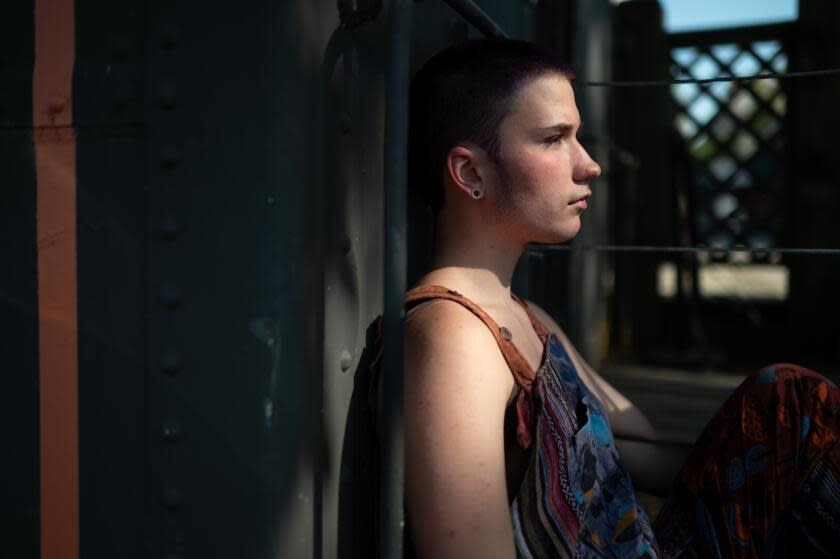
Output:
[362,39,839,558]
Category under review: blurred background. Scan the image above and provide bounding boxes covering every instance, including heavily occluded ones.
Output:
[2,0,838,557]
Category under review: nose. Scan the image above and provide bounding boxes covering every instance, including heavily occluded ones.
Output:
[586,158,602,179]
[574,143,602,181]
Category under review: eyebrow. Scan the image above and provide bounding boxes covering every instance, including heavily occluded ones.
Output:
[532,123,576,134]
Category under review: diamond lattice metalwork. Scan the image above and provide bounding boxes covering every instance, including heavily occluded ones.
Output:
[670,36,788,262]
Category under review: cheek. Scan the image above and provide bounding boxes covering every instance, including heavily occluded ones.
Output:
[498,148,572,205]
[524,153,571,186]
[543,157,569,177]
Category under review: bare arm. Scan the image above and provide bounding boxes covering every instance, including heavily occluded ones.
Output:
[523,299,691,497]
[401,300,518,559]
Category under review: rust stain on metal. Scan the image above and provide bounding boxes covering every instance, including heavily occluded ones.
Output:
[33,0,80,558]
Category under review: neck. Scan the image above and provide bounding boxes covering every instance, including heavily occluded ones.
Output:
[418,208,527,308]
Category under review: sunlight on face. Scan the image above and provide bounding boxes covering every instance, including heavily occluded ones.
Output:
[492,74,600,244]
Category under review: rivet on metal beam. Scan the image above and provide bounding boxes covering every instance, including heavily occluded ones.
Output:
[340,234,352,256]
[161,145,182,169]
[159,285,180,309]
[47,97,66,115]
[160,24,181,50]
[113,35,131,60]
[161,418,181,442]
[339,349,354,372]
[160,487,182,510]
[113,86,133,110]
[159,216,182,240]
[158,85,177,110]
[160,351,183,376]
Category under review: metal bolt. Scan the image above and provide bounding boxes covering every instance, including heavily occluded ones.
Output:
[160,487,182,510]
[499,326,513,341]
[113,35,131,60]
[47,97,66,115]
[159,216,181,240]
[159,285,180,309]
[161,418,181,442]
[113,86,133,110]
[340,113,351,135]
[339,349,353,372]
[160,24,181,50]
[161,145,182,169]
[160,351,182,376]
[340,234,352,256]
[158,85,176,110]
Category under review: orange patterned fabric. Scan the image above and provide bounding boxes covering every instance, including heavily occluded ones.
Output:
[654,364,840,558]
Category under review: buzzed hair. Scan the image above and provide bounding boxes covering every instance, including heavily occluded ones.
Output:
[408,38,574,215]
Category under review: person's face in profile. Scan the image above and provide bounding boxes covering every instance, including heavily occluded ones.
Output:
[491,73,602,244]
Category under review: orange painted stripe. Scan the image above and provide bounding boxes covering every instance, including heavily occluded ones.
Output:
[33,0,79,558]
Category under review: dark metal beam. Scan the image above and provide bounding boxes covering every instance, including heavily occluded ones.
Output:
[442,0,509,39]
[382,0,413,557]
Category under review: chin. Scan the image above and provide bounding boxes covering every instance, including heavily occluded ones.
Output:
[533,227,579,245]
[547,219,581,244]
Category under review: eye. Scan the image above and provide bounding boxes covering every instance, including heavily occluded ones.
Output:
[542,134,564,146]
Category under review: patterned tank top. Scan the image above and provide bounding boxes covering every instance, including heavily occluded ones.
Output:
[401,285,659,558]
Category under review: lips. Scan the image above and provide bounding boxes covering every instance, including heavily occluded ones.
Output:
[569,192,591,206]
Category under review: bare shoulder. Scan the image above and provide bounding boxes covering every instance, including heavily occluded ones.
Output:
[402,299,518,557]
[404,298,514,405]
[374,299,514,437]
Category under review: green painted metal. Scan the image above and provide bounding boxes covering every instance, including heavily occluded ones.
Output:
[0,4,39,558]
[381,1,413,556]
[1,2,588,558]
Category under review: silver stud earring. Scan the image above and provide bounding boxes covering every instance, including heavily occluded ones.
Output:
[471,188,483,199]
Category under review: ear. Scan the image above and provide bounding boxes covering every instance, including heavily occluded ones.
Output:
[444,144,486,200]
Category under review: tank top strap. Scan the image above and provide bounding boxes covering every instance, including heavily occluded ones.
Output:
[404,285,536,389]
